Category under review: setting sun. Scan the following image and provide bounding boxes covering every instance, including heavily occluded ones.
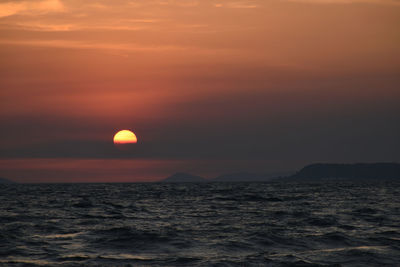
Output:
[0,0,399,265]
[113,130,137,144]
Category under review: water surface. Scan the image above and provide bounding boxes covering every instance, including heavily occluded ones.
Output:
[1,181,399,266]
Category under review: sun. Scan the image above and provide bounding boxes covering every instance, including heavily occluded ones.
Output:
[113,130,137,144]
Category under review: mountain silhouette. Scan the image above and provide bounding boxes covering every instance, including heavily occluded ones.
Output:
[161,173,207,183]
[160,171,293,183]
[159,163,399,183]
[286,163,400,181]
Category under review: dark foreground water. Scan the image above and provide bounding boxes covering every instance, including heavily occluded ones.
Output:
[1,181,400,267]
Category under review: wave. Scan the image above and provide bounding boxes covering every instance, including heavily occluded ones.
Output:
[91,226,172,249]
[1,181,399,266]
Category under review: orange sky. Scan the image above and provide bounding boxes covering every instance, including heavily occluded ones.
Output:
[0,0,399,182]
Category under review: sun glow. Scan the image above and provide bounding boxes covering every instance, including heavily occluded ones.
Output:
[113,130,137,144]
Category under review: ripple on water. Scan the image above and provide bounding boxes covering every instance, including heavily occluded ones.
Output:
[0,181,399,266]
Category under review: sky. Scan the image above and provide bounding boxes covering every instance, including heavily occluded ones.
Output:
[0,0,399,182]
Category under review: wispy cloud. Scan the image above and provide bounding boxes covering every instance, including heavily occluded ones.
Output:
[214,1,258,8]
[282,0,400,5]
[0,0,64,18]
[0,39,187,51]
[4,21,148,32]
[10,22,79,32]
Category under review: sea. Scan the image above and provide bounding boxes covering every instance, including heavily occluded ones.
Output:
[0,181,399,267]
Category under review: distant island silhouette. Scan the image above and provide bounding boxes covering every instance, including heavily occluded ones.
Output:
[160,171,294,183]
[1,163,399,183]
[285,163,400,181]
[160,163,400,183]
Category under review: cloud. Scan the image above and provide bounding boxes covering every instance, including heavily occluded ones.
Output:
[282,0,400,4]
[0,39,188,51]
[0,38,241,58]
[0,0,64,18]
[10,22,79,31]
[5,21,148,32]
[214,1,258,8]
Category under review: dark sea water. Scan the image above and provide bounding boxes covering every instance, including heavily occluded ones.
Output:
[1,181,399,267]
